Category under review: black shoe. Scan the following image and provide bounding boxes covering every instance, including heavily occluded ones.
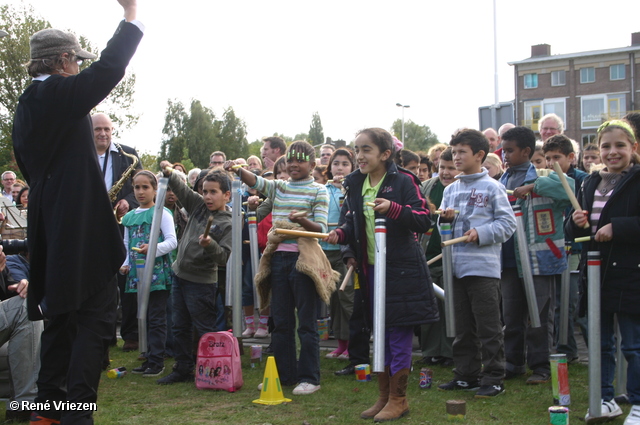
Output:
[132,362,148,374]
[157,370,194,385]
[438,378,480,391]
[142,365,165,377]
[263,343,274,355]
[475,384,506,398]
[334,364,356,376]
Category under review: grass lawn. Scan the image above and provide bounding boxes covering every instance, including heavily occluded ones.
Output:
[3,340,631,424]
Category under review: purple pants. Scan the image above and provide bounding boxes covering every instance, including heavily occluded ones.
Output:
[367,265,414,375]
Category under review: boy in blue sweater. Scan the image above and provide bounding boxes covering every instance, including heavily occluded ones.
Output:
[500,127,573,385]
[438,129,516,398]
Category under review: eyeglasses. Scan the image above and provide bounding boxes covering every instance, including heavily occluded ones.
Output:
[210,161,224,166]
[541,127,559,132]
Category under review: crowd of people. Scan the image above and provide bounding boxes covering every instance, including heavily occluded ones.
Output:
[2,0,639,423]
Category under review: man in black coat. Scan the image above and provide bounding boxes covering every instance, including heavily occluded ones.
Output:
[11,1,143,423]
[92,112,142,352]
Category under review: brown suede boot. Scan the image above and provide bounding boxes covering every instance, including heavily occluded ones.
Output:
[374,368,410,422]
[361,367,390,419]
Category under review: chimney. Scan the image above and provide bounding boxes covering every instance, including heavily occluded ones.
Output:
[632,32,640,46]
[531,44,551,57]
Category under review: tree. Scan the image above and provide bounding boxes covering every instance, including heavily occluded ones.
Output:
[248,140,262,158]
[293,133,308,142]
[391,119,439,152]
[159,99,249,168]
[308,112,324,146]
[0,3,139,173]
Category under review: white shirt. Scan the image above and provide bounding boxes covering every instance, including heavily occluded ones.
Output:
[97,143,120,191]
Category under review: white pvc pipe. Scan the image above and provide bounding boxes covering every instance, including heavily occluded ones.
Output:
[440,223,456,338]
[513,205,541,328]
[231,177,243,337]
[587,251,602,419]
[372,218,386,373]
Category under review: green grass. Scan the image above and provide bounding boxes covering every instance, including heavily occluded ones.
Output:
[3,341,633,424]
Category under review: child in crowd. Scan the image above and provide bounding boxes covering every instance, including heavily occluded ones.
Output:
[568,119,640,425]
[531,142,546,169]
[321,148,355,360]
[499,126,572,385]
[157,168,232,384]
[418,147,459,367]
[543,134,588,363]
[580,143,601,173]
[428,143,448,177]
[395,148,420,176]
[325,128,439,421]
[438,130,516,397]
[120,171,177,377]
[313,164,328,184]
[418,153,432,182]
[483,152,504,180]
[228,141,334,396]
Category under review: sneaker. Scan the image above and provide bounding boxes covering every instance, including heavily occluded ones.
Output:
[325,349,344,359]
[585,399,623,424]
[131,363,148,374]
[142,365,165,377]
[157,370,194,385]
[615,394,630,405]
[624,405,640,425]
[337,351,349,360]
[292,382,320,395]
[475,384,506,398]
[242,325,255,338]
[438,379,480,391]
[526,373,551,384]
[254,325,269,338]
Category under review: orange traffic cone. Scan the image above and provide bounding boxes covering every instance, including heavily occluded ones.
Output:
[253,356,292,405]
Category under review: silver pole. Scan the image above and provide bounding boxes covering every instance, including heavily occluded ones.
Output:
[372,218,386,373]
[432,283,445,301]
[558,243,571,345]
[225,255,233,307]
[513,205,541,328]
[231,177,243,337]
[247,211,262,308]
[587,251,602,420]
[440,223,456,338]
[614,314,627,397]
[137,177,168,353]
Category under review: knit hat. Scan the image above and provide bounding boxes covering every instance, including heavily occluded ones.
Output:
[0,30,8,38]
[29,28,97,60]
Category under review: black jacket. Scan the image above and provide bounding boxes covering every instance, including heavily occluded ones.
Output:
[336,162,439,327]
[12,21,143,319]
[565,165,640,314]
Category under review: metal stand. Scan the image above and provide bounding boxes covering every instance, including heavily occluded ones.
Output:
[372,218,386,373]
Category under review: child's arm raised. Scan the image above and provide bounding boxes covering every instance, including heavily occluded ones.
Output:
[163,168,203,214]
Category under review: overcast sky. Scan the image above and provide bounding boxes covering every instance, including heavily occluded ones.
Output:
[5,0,640,156]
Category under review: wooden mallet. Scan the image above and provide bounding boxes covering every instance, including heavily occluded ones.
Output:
[274,228,329,239]
[339,265,355,291]
[203,216,214,238]
[553,162,589,229]
[441,235,470,247]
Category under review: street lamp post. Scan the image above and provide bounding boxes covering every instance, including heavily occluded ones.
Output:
[396,103,410,144]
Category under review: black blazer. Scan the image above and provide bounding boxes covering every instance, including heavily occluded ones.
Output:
[12,21,143,319]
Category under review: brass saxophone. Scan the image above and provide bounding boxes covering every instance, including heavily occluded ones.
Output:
[109,143,139,222]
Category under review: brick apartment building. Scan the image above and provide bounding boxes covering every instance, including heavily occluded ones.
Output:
[509,32,640,147]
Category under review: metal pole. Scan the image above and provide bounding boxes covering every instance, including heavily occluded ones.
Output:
[231,177,243,338]
[614,314,628,397]
[401,108,405,144]
[440,223,456,338]
[247,211,262,309]
[558,243,571,345]
[372,218,386,373]
[512,205,541,328]
[432,283,445,301]
[137,177,168,353]
[587,251,602,420]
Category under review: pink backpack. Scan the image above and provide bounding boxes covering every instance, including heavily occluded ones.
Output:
[195,331,244,392]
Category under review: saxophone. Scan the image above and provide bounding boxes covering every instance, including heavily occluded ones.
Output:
[109,143,139,222]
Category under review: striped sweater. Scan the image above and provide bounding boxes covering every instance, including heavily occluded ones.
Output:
[252,176,329,250]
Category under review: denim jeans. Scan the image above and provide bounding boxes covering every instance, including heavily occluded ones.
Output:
[601,311,640,404]
[145,290,169,368]
[171,276,217,372]
[270,252,320,386]
[502,268,555,375]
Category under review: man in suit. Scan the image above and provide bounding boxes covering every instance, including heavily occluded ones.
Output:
[92,113,142,352]
[11,1,143,423]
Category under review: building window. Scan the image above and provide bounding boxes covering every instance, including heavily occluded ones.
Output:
[524,73,538,89]
[524,101,541,130]
[551,70,566,86]
[580,67,595,83]
[543,99,566,124]
[610,64,625,80]
[581,94,626,128]
[582,134,597,146]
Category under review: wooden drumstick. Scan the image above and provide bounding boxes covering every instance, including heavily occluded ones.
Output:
[274,228,329,239]
[426,253,443,266]
[441,235,470,247]
[365,202,376,207]
[242,199,263,206]
[339,265,355,291]
[574,236,592,243]
[291,211,308,218]
[553,162,589,229]
[435,210,459,214]
[231,164,247,169]
[132,247,142,253]
[203,216,214,238]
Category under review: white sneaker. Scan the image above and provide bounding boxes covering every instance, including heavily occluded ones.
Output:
[292,382,320,395]
[242,326,255,338]
[585,399,623,424]
[624,405,640,425]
